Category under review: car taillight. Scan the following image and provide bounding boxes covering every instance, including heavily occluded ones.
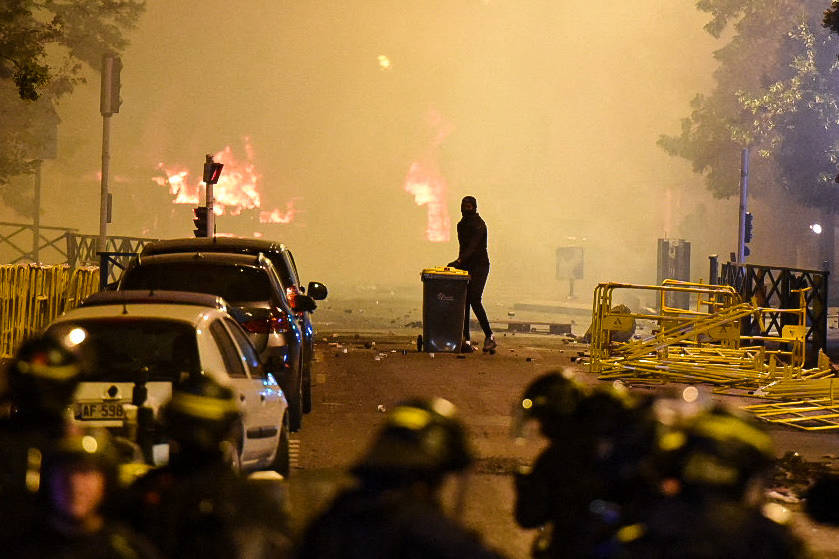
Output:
[286,286,303,317]
[271,311,292,333]
[241,319,271,334]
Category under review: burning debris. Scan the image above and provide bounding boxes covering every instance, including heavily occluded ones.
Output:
[403,109,453,242]
[152,138,298,223]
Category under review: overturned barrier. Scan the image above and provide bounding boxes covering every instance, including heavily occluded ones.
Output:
[589,279,839,429]
[590,280,817,389]
[0,264,99,358]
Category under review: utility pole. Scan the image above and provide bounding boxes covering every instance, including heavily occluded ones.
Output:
[98,54,121,253]
[737,147,750,264]
[32,160,41,262]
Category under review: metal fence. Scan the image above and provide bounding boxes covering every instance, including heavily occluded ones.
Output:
[720,262,828,366]
[0,222,155,280]
[0,221,76,264]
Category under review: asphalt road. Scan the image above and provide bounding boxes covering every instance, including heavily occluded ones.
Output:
[285,325,839,558]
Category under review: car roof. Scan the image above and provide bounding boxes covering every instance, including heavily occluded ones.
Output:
[140,237,288,256]
[82,290,230,310]
[134,251,268,267]
[51,301,230,326]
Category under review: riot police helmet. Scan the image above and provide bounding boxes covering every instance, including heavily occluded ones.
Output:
[6,333,84,419]
[651,404,774,499]
[515,371,588,440]
[352,397,473,482]
[160,373,241,455]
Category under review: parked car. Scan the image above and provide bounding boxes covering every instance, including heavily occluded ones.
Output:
[116,252,310,432]
[44,290,290,475]
[138,237,327,414]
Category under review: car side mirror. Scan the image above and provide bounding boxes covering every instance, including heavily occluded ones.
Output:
[307,281,328,301]
[293,294,317,313]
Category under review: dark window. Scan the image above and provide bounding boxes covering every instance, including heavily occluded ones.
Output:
[46,319,199,382]
[121,263,272,303]
[267,254,295,290]
[225,318,266,379]
[210,320,247,378]
[285,251,301,286]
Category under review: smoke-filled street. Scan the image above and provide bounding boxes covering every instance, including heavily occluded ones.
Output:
[290,305,839,558]
[9,1,839,557]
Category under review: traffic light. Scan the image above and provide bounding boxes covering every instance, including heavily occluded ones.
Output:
[193,206,208,237]
[203,154,224,185]
[100,54,122,116]
[744,212,753,256]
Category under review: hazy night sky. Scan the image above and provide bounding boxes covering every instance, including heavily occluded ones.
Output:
[5,1,757,300]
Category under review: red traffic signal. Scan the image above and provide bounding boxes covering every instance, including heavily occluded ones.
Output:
[203,154,224,185]
[193,206,209,237]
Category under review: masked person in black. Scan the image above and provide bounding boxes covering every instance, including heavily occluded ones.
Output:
[296,397,505,559]
[449,195,496,353]
[120,374,292,559]
[0,333,85,547]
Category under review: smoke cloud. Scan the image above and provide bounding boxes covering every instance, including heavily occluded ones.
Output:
[5,1,747,303]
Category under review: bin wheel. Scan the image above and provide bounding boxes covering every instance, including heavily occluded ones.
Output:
[417,335,423,352]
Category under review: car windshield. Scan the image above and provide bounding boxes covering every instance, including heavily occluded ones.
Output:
[46,319,200,382]
[121,262,273,302]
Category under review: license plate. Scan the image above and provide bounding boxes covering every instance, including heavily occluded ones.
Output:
[78,402,125,420]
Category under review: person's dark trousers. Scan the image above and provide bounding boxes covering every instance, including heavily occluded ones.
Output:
[464,263,492,341]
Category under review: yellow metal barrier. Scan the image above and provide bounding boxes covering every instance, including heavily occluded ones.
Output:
[0,264,99,358]
[589,280,839,429]
[589,281,811,388]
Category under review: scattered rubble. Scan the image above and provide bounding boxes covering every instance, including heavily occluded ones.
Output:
[766,451,834,504]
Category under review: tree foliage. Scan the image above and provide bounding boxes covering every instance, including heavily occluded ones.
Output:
[660,1,839,212]
[0,0,145,215]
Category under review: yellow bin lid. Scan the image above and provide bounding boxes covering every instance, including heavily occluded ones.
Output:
[421,266,470,280]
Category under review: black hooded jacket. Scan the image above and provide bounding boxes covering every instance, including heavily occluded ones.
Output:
[456,212,489,270]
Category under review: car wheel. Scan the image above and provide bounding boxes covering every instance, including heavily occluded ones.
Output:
[222,434,242,474]
[302,360,313,414]
[288,366,303,432]
[271,413,291,478]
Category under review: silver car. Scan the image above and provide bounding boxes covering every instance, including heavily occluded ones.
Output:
[45,290,290,476]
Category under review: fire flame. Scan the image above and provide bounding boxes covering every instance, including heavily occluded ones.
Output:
[260,200,298,224]
[403,109,453,242]
[153,138,296,222]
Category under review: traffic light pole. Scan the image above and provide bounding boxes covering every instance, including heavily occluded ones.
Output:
[98,113,111,253]
[737,147,750,263]
[98,54,120,253]
[206,182,214,237]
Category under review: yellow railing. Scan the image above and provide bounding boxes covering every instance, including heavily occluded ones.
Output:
[0,264,99,358]
[590,281,811,386]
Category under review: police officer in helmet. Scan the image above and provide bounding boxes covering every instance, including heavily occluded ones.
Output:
[120,373,291,559]
[513,371,609,558]
[17,429,159,558]
[0,333,85,546]
[615,402,807,558]
[297,397,504,559]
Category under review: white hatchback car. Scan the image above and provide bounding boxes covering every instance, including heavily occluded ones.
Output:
[44,290,290,475]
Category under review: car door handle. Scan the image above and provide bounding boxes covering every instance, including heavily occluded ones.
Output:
[240,394,246,402]
[260,394,266,402]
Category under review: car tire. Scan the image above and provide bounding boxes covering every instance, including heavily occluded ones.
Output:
[288,366,303,432]
[271,413,291,478]
[302,360,313,414]
[223,430,243,474]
